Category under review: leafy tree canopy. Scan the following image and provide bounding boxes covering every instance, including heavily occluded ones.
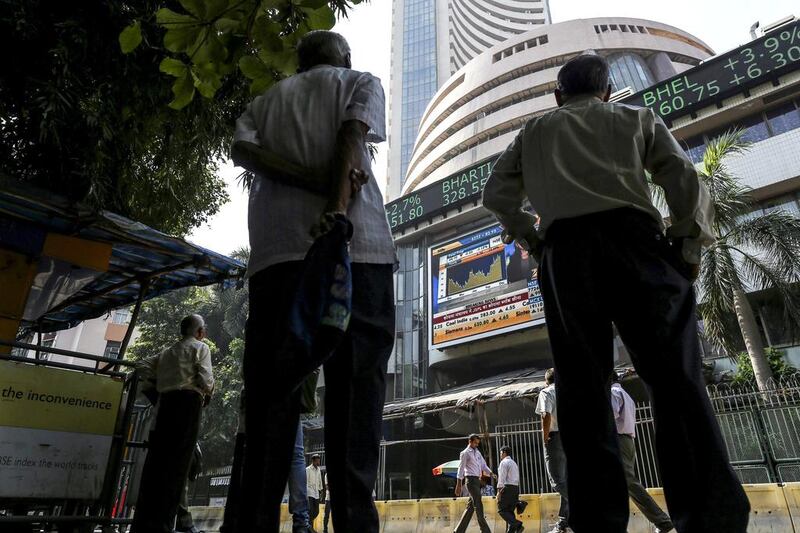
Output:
[1,0,361,235]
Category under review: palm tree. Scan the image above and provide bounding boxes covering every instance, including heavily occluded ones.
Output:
[694,129,800,390]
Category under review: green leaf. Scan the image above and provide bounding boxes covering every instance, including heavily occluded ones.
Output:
[298,0,328,8]
[119,21,142,54]
[156,7,197,26]
[252,15,284,52]
[258,47,297,75]
[261,0,289,9]
[206,0,233,19]
[178,0,206,19]
[169,73,196,110]
[215,17,243,33]
[159,57,188,77]
[250,76,276,95]
[238,55,269,80]
[193,32,228,64]
[302,5,335,30]
[191,64,224,99]
[164,26,202,53]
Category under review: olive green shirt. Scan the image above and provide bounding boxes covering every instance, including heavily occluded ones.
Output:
[483,95,713,263]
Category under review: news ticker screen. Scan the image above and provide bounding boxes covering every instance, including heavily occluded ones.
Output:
[624,19,800,121]
[428,223,545,349]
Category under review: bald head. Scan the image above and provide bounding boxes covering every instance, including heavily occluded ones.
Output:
[180,314,206,339]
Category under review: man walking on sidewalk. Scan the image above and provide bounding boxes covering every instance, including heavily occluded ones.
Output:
[611,374,674,533]
[483,53,750,532]
[497,445,524,533]
[454,434,493,533]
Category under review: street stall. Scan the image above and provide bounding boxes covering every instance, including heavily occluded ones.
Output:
[0,181,244,530]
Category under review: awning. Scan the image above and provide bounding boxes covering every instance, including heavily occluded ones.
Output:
[382,366,640,420]
[0,181,245,333]
[383,368,548,420]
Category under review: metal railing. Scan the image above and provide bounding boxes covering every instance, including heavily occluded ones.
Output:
[491,377,800,495]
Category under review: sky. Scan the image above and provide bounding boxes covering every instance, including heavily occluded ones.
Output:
[188,0,797,256]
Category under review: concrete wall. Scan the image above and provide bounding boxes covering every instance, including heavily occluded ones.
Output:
[189,482,800,532]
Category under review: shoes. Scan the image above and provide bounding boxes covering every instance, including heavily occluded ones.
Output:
[513,525,525,533]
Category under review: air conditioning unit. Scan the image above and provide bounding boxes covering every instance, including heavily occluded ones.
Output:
[610,87,634,102]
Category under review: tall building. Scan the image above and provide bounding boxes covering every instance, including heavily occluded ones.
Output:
[385,17,714,401]
[372,16,800,498]
[386,0,552,200]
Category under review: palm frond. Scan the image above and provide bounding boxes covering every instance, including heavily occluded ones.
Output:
[698,244,742,355]
[699,129,753,232]
[727,210,800,284]
[732,246,800,344]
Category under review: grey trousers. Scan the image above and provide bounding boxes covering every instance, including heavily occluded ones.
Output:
[454,476,491,533]
[619,435,673,530]
[544,432,569,525]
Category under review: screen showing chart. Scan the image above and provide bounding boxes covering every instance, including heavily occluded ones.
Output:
[429,224,545,349]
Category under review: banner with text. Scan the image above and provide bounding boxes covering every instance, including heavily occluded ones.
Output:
[428,224,545,349]
[0,360,124,499]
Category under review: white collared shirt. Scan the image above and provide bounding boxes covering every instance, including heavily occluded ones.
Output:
[483,95,714,264]
[497,456,520,488]
[611,382,637,437]
[457,445,492,480]
[535,383,559,432]
[235,65,396,277]
[306,465,323,499]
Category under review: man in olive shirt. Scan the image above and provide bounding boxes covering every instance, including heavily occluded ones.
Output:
[133,314,214,533]
[483,55,749,532]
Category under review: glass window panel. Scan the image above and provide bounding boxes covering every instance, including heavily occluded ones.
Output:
[738,114,770,143]
[767,103,800,136]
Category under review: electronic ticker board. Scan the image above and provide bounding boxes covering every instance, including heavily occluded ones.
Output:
[624,19,800,121]
[385,19,800,232]
[385,157,497,232]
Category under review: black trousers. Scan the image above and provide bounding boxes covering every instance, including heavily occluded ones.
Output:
[236,262,394,533]
[538,208,750,533]
[497,485,522,532]
[132,391,203,533]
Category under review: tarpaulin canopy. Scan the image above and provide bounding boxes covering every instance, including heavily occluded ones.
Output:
[0,181,245,333]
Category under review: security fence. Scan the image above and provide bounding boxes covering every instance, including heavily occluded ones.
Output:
[491,377,800,495]
[191,377,800,503]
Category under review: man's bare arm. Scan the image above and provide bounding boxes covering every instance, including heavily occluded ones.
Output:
[231,140,329,195]
[327,119,370,214]
[542,412,552,442]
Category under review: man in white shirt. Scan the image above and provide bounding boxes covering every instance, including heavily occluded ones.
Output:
[484,54,749,532]
[454,434,493,533]
[535,369,568,533]
[231,30,395,533]
[611,375,673,533]
[132,314,214,533]
[306,455,324,532]
[497,445,524,533]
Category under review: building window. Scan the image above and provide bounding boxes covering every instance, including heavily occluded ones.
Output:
[112,308,130,324]
[608,53,655,93]
[104,341,121,359]
[737,113,770,143]
[392,242,428,400]
[766,101,800,136]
